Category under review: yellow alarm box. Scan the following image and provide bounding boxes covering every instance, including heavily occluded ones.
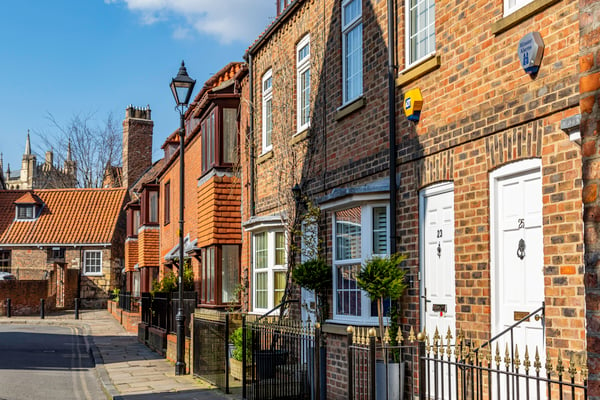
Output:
[403,88,423,122]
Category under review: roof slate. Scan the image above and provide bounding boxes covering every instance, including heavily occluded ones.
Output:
[0,188,127,245]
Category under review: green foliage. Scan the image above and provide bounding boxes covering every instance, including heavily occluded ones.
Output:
[292,258,331,295]
[151,262,195,294]
[356,253,408,340]
[355,254,408,301]
[111,288,120,302]
[292,258,332,323]
[230,327,252,363]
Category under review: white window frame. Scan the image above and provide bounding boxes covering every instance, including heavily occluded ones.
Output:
[252,230,287,314]
[504,0,534,16]
[15,205,35,220]
[342,0,363,105]
[296,34,311,133]
[262,69,273,153]
[332,203,390,324]
[83,250,103,276]
[405,0,436,67]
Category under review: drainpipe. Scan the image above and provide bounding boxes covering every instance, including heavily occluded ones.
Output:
[246,53,256,217]
[388,0,397,254]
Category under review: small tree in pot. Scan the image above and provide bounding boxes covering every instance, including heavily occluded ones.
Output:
[292,258,332,323]
[355,253,407,341]
[356,253,408,400]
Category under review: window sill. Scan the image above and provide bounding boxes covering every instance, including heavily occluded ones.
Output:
[322,319,379,335]
[257,150,273,164]
[335,96,366,121]
[491,0,562,35]
[83,273,103,277]
[290,127,310,145]
[396,54,441,87]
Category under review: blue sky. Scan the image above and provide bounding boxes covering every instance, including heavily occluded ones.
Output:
[0,0,273,174]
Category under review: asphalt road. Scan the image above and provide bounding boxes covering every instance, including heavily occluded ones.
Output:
[0,324,108,400]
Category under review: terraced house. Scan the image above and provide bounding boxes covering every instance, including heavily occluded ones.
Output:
[241,0,594,397]
[0,187,127,308]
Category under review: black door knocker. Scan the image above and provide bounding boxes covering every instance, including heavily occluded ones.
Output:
[437,242,441,258]
[517,238,526,260]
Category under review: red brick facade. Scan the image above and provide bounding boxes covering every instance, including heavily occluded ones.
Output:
[580,0,600,395]
[242,0,585,397]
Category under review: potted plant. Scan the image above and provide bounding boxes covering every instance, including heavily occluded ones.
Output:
[356,253,408,400]
[229,327,253,381]
[292,258,332,323]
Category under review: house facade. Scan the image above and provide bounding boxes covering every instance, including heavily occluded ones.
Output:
[242,0,587,397]
[123,64,245,307]
[0,188,127,308]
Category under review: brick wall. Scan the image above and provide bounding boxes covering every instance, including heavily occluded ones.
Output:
[138,227,159,267]
[159,132,202,270]
[197,174,241,247]
[125,238,138,272]
[580,0,600,394]
[0,280,52,316]
[122,106,153,189]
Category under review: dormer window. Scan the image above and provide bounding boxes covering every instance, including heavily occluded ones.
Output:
[14,192,43,221]
[17,205,35,220]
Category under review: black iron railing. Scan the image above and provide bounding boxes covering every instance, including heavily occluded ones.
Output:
[139,291,197,337]
[117,292,139,312]
[244,316,318,400]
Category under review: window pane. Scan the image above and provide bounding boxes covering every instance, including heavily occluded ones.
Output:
[300,69,310,126]
[223,108,238,164]
[164,182,170,223]
[274,271,286,306]
[336,264,361,316]
[0,250,11,273]
[343,0,360,26]
[222,245,240,303]
[266,98,272,147]
[256,272,268,309]
[372,207,388,255]
[336,207,361,260]
[255,232,268,269]
[85,251,102,274]
[133,210,140,233]
[344,24,363,102]
[275,232,286,265]
[149,191,158,223]
[408,0,435,64]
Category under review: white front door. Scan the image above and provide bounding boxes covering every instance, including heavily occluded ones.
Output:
[420,182,456,342]
[491,160,545,381]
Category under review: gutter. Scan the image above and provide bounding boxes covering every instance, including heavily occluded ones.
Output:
[388,0,398,254]
[244,52,256,217]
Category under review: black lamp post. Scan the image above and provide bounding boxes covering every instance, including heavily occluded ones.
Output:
[170,60,195,376]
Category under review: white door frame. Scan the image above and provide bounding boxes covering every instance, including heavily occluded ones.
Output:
[489,158,543,336]
[419,181,454,332]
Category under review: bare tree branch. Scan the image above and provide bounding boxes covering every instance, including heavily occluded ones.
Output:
[34,112,122,188]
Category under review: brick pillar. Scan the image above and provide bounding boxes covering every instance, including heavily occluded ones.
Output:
[581,0,600,397]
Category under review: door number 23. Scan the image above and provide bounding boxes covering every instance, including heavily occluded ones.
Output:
[436,229,443,238]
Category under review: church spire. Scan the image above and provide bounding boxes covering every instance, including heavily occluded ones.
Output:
[25,130,31,155]
[66,139,72,162]
[0,153,3,175]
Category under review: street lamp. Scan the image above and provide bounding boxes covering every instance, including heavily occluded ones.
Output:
[170,60,196,376]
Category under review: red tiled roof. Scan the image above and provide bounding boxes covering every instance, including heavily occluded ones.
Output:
[0,188,127,245]
[14,192,43,205]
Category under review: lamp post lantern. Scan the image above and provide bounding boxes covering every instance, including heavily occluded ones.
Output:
[170,60,196,376]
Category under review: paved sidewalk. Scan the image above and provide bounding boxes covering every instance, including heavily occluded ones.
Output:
[0,310,240,400]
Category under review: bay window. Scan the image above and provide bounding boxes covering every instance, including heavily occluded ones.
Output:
[200,245,240,306]
[333,204,389,322]
[253,231,287,312]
